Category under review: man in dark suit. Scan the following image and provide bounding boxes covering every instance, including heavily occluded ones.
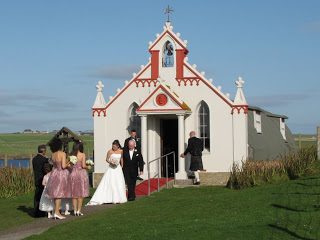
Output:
[123,140,144,201]
[32,145,49,217]
[180,131,204,185]
[124,129,143,180]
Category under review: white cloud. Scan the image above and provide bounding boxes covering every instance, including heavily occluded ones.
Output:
[86,64,140,80]
[247,93,308,107]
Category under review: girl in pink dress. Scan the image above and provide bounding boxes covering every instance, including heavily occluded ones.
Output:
[70,142,91,216]
[45,138,72,219]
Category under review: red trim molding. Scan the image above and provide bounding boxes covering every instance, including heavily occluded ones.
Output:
[92,108,106,117]
[134,79,158,87]
[151,50,160,79]
[137,85,186,111]
[149,30,188,52]
[231,105,249,114]
[176,77,201,86]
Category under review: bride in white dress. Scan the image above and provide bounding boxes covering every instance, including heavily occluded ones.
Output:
[86,140,127,205]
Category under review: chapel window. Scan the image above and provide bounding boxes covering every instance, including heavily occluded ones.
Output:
[129,103,141,138]
[198,101,210,151]
[254,111,262,134]
[280,118,286,140]
[162,41,174,67]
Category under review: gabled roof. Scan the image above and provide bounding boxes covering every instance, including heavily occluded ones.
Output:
[149,21,188,52]
[248,106,288,119]
[46,127,85,146]
[137,83,191,112]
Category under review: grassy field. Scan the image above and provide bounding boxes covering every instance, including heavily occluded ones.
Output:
[21,174,320,240]
[0,188,95,232]
[293,134,317,148]
[0,134,94,159]
[0,133,317,159]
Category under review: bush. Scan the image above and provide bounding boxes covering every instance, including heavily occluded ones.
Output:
[227,146,318,190]
[0,166,34,198]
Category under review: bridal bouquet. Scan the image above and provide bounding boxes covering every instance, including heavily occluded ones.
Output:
[86,159,94,166]
[68,155,78,165]
[110,158,119,167]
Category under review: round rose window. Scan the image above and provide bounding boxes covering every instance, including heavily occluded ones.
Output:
[156,94,168,106]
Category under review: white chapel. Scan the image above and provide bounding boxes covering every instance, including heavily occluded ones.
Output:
[91,20,296,186]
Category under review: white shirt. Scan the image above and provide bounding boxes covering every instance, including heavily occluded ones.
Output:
[129,149,134,160]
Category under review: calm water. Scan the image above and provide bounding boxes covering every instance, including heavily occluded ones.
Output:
[0,159,31,168]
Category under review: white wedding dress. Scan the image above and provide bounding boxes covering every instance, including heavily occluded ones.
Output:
[86,153,127,205]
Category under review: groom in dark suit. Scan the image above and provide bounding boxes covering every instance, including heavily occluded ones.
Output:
[124,129,143,180]
[123,140,144,201]
[32,145,49,217]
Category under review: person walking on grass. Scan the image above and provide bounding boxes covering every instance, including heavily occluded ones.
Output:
[32,145,49,218]
[69,141,90,216]
[180,131,204,185]
[39,163,54,218]
[45,138,72,220]
[124,129,144,181]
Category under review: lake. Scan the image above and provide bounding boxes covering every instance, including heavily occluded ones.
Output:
[0,159,31,168]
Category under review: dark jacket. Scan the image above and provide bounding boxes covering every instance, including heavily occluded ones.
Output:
[32,154,48,186]
[184,137,204,156]
[123,137,141,152]
[123,148,144,177]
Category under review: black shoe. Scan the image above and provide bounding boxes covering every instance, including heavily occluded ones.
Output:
[137,177,143,181]
[128,198,135,201]
[194,181,200,185]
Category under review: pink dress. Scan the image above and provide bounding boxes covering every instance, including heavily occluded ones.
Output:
[71,160,89,198]
[46,161,72,199]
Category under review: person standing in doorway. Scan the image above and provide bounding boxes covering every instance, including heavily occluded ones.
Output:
[180,131,204,185]
[32,145,49,218]
[124,129,143,180]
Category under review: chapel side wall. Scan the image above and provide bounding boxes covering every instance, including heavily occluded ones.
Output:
[93,113,108,178]
[178,82,234,173]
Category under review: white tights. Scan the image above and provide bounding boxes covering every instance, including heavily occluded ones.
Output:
[194,170,200,182]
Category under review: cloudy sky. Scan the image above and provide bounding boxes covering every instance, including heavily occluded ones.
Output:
[0,0,319,134]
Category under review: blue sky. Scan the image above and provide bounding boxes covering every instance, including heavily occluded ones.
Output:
[0,0,319,134]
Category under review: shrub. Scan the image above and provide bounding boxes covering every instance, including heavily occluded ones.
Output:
[227,146,318,190]
[0,166,34,198]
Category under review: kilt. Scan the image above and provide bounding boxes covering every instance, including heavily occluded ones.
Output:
[190,155,203,171]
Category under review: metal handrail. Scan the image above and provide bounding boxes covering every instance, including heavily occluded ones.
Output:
[147,151,176,196]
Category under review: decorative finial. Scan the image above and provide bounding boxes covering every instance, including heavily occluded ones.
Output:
[96,81,104,92]
[236,76,245,88]
[164,5,174,22]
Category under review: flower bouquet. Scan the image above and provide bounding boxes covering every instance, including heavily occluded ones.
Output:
[110,158,119,168]
[86,159,94,166]
[68,155,78,167]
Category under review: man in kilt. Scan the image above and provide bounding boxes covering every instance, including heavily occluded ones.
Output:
[180,131,204,185]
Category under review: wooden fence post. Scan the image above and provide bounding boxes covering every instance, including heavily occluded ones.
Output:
[317,126,320,160]
[30,154,33,169]
[4,154,7,167]
[299,133,302,149]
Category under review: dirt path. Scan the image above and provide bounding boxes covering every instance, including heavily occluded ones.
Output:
[0,197,143,240]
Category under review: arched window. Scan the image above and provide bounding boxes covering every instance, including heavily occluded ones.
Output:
[129,103,141,138]
[162,41,174,67]
[198,101,210,151]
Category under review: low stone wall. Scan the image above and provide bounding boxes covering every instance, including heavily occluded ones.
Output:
[93,173,104,188]
[199,172,230,186]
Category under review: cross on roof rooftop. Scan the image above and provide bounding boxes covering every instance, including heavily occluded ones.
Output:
[164,5,174,22]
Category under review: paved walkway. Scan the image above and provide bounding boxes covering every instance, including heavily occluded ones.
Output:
[0,198,142,240]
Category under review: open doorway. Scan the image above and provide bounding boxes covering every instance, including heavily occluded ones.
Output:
[160,119,178,177]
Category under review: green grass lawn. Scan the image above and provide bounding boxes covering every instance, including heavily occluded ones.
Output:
[22,174,320,240]
[0,134,94,158]
[0,188,95,232]
[0,133,316,158]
